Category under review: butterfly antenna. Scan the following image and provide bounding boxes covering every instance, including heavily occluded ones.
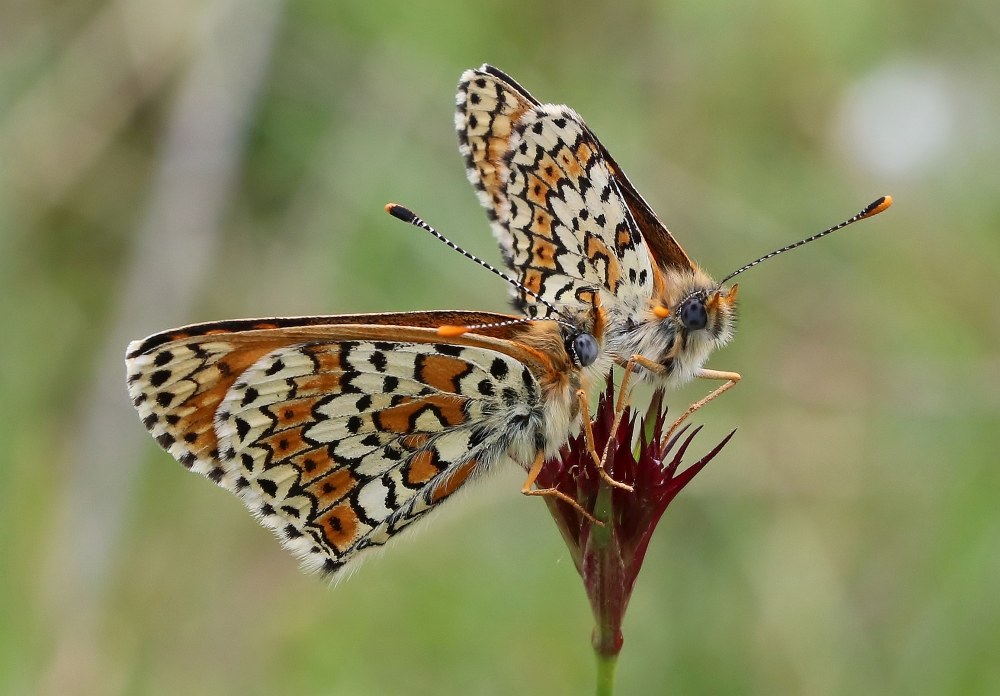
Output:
[384,203,575,326]
[718,195,892,286]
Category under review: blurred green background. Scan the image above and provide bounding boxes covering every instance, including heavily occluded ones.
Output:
[2,1,998,694]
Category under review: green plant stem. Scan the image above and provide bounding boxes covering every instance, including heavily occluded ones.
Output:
[595,650,619,696]
[589,481,623,695]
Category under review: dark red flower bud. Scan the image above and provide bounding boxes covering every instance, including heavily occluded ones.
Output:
[536,379,736,661]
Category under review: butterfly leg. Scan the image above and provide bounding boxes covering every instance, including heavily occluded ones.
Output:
[521,450,602,526]
[590,364,642,492]
[663,368,741,443]
[577,389,633,492]
[625,354,668,379]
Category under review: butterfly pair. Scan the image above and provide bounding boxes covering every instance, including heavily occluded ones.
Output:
[126,65,890,578]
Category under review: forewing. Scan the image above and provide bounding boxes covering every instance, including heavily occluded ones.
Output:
[457,65,539,264]
[457,64,694,292]
[501,103,654,319]
[126,321,547,577]
[596,144,694,273]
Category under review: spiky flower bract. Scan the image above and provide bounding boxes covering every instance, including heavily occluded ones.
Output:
[537,380,735,694]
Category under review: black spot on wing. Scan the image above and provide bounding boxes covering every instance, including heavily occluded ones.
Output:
[434,344,464,357]
[369,351,387,372]
[154,351,173,367]
[240,386,259,407]
[490,358,509,380]
[264,358,285,376]
[149,370,171,387]
[284,524,303,538]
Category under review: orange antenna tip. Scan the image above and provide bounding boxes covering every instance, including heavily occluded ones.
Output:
[436,325,470,338]
[652,305,671,319]
[861,195,893,219]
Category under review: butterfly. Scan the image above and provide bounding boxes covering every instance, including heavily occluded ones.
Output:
[126,306,603,578]
[455,64,891,430]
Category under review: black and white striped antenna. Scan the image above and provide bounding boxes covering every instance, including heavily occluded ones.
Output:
[718,195,893,286]
[384,203,577,330]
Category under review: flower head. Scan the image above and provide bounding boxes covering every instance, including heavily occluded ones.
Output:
[536,379,735,657]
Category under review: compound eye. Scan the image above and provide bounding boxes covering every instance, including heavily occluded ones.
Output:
[679,298,708,331]
[571,332,599,367]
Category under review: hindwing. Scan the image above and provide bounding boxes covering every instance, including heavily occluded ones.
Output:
[126,313,559,576]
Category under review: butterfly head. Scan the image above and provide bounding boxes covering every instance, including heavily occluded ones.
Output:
[673,283,739,335]
[627,268,738,385]
[652,268,737,341]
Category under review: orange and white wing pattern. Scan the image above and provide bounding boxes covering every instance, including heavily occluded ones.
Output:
[456,65,536,265]
[126,312,582,577]
[457,64,694,276]
[457,65,653,327]
[458,65,739,389]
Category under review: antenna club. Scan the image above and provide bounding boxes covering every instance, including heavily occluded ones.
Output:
[437,325,470,338]
[385,203,416,223]
[861,195,893,219]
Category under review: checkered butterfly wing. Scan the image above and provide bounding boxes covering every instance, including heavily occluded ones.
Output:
[126,312,568,578]
[457,67,654,325]
[458,66,747,394]
[457,64,696,283]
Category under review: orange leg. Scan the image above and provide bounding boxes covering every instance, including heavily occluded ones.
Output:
[521,450,602,526]
[576,389,633,492]
[616,355,740,444]
[623,353,667,377]
[662,368,741,444]
[592,364,639,488]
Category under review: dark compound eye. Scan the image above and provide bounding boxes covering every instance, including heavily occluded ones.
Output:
[570,332,599,367]
[679,297,708,331]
